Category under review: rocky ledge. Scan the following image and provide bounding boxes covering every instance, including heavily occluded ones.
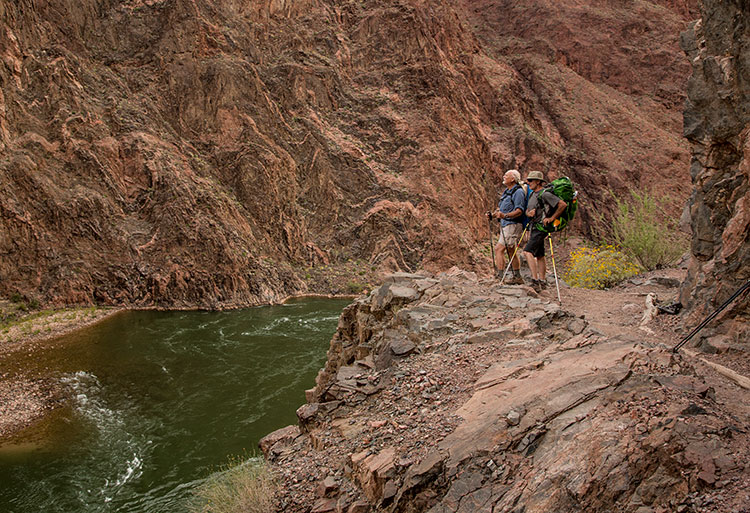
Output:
[261,270,749,513]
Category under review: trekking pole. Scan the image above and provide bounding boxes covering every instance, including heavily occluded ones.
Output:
[487,213,496,274]
[672,279,750,353]
[548,235,561,303]
[500,225,528,285]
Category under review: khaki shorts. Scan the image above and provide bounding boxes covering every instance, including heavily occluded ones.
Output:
[498,223,523,248]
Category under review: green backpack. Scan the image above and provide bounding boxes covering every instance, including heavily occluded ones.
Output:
[536,177,578,233]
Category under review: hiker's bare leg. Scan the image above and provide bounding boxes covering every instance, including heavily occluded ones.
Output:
[495,242,507,270]
[511,251,521,271]
[524,251,538,280]
[539,256,547,281]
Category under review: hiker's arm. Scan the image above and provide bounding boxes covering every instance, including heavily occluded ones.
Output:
[543,199,567,225]
[505,207,523,220]
[506,189,525,220]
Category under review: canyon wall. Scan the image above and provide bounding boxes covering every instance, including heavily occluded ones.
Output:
[0,0,695,308]
[679,0,750,336]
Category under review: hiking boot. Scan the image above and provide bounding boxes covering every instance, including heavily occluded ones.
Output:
[506,273,524,285]
[538,279,548,290]
[530,279,543,292]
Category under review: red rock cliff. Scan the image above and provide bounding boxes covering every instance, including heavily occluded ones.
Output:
[0,0,695,307]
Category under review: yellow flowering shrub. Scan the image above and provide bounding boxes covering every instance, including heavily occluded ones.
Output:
[563,245,640,289]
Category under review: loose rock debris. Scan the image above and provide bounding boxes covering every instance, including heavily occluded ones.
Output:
[261,269,750,513]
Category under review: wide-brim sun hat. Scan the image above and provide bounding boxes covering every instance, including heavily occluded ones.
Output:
[526,171,546,182]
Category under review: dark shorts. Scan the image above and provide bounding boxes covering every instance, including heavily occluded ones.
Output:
[524,229,547,258]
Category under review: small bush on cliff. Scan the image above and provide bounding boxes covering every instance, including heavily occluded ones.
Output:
[563,245,640,289]
[347,281,367,294]
[611,190,686,270]
[191,457,277,513]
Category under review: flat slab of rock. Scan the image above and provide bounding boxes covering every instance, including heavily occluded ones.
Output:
[372,283,420,311]
[466,327,514,344]
[448,340,638,467]
[391,338,416,356]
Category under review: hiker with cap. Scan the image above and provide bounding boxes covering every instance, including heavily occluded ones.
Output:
[487,169,526,284]
[523,171,567,291]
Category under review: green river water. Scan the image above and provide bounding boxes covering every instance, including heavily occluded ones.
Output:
[0,298,350,513]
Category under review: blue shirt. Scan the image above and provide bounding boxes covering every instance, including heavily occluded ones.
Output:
[498,185,527,226]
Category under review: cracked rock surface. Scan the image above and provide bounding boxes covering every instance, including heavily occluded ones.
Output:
[261,269,750,513]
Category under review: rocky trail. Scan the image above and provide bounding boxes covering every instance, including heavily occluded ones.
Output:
[261,270,750,513]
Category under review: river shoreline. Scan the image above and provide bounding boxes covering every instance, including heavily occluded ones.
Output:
[0,307,124,442]
[0,293,358,444]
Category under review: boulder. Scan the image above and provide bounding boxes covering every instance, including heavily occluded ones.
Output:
[652,276,681,288]
[310,498,338,513]
[372,283,420,311]
[316,476,340,498]
[346,500,371,513]
[391,338,417,356]
[699,334,731,354]
[351,447,396,502]
[297,401,342,429]
[507,318,534,336]
[258,425,300,458]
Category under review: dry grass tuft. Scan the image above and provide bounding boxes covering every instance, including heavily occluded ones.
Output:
[191,457,278,513]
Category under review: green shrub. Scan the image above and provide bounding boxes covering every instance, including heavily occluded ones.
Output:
[611,190,686,270]
[191,458,277,513]
[563,245,640,289]
[347,281,366,294]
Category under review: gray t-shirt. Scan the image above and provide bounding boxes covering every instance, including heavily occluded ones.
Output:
[527,189,562,225]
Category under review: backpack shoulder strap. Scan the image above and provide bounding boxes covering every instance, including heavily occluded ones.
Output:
[524,184,533,202]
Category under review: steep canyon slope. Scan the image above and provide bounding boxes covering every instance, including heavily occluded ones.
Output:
[0,0,695,308]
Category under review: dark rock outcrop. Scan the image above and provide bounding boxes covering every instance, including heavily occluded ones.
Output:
[679,0,750,340]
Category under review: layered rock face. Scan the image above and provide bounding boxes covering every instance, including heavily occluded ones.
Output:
[679,0,750,337]
[262,272,747,512]
[0,0,694,307]
[461,0,698,226]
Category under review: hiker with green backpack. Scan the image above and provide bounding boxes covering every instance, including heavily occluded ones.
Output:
[523,171,568,291]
